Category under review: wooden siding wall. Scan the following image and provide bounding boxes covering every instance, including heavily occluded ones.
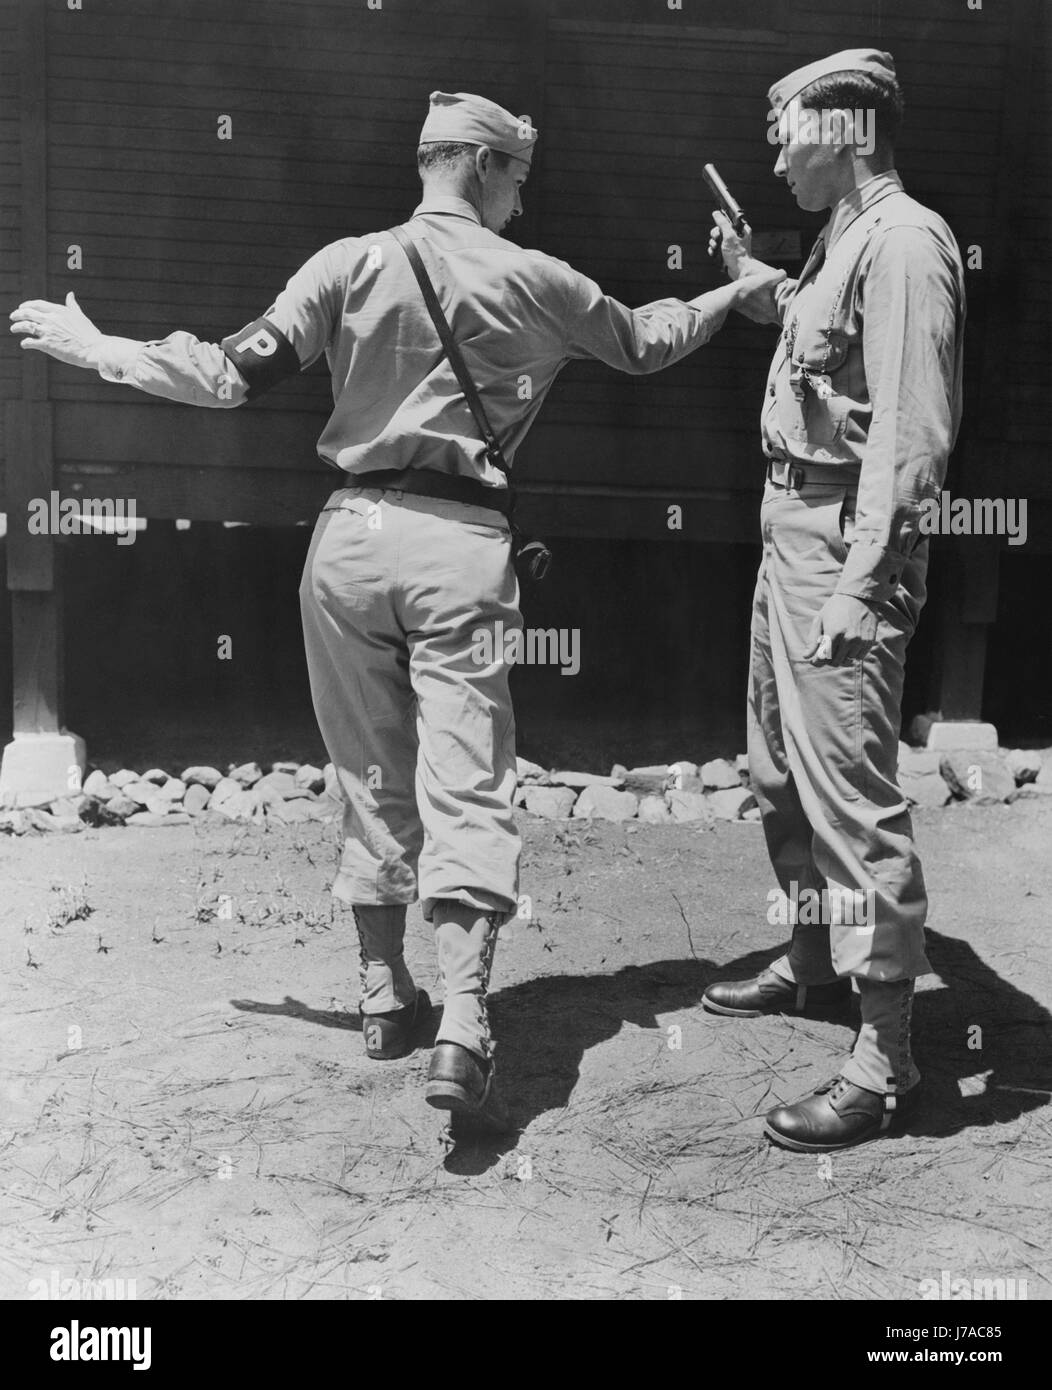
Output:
[0,0,1048,546]
[0,0,21,421]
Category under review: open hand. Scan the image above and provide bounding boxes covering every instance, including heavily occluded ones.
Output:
[9,292,103,368]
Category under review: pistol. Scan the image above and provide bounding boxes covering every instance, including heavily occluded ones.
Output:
[703,163,749,255]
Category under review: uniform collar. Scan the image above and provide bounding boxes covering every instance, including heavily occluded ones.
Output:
[411,194,482,225]
[823,170,903,252]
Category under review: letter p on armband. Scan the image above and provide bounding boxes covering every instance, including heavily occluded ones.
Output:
[220,316,301,399]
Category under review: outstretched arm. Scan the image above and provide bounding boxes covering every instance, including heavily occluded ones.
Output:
[10,242,345,407]
[563,261,787,374]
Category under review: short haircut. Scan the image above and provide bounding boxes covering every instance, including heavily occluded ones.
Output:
[795,72,904,147]
[417,141,513,175]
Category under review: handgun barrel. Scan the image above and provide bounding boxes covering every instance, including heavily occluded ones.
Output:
[702,162,746,231]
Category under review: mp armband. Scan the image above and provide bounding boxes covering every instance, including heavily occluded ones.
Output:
[220,318,301,399]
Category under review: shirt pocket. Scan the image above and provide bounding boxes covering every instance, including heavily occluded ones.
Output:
[787,327,852,447]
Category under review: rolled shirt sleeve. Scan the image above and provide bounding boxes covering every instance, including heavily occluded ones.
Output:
[563,271,728,374]
[835,224,963,604]
[93,242,346,407]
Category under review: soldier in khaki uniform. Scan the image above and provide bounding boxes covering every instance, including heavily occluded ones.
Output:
[13,91,783,1131]
[704,50,965,1151]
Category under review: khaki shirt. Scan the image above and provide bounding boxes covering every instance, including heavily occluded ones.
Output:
[763,172,966,604]
[97,194,728,488]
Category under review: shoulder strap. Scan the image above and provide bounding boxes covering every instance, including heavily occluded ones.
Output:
[390,225,509,479]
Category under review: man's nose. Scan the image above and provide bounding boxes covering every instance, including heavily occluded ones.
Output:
[774,150,787,179]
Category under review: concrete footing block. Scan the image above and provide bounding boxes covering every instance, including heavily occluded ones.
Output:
[0,731,87,809]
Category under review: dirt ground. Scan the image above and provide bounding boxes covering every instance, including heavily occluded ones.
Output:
[2,797,1051,1302]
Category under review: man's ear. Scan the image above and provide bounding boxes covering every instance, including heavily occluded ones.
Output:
[474,145,492,182]
[826,107,855,150]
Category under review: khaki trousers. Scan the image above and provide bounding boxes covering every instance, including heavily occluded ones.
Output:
[299,486,521,926]
[749,477,932,986]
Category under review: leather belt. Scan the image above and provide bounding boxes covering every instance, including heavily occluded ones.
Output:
[766,457,860,490]
[347,466,513,518]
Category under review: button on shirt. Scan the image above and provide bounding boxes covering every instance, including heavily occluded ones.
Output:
[762,172,966,604]
[96,195,729,489]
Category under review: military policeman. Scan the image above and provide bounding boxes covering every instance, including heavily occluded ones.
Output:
[12,90,783,1131]
[704,51,966,1151]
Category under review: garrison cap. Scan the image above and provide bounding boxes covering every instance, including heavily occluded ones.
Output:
[768,48,897,112]
[419,91,538,164]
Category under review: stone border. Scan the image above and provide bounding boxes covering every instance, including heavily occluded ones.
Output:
[1,745,1048,835]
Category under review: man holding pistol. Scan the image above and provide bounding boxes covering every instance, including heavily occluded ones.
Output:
[704,50,966,1151]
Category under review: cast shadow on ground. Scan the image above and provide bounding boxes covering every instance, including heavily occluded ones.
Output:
[909,927,1052,1140]
[230,995,361,1031]
[228,927,1051,1174]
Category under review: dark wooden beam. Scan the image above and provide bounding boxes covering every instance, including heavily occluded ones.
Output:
[7,0,62,735]
[929,0,1039,724]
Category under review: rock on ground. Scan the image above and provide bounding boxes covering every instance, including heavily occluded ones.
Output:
[229,762,263,788]
[1005,749,1043,785]
[666,790,713,824]
[214,789,266,824]
[939,751,1016,805]
[618,765,669,796]
[183,784,212,816]
[700,758,740,790]
[210,778,242,810]
[571,786,639,821]
[83,770,118,800]
[550,770,625,790]
[638,794,673,824]
[708,787,758,821]
[294,765,326,794]
[667,761,699,789]
[258,771,299,800]
[181,766,223,790]
[522,786,578,819]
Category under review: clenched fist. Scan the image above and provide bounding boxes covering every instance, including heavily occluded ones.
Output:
[805,594,880,665]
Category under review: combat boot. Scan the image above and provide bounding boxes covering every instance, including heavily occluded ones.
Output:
[426,1042,514,1132]
[703,967,851,1017]
[764,1074,921,1152]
